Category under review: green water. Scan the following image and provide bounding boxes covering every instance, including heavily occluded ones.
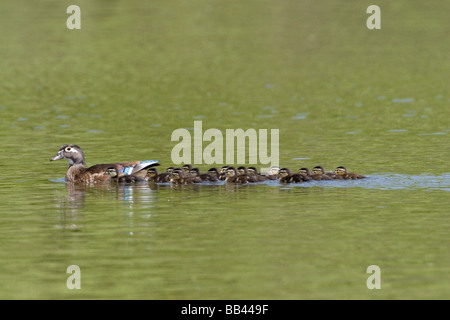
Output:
[0,0,448,299]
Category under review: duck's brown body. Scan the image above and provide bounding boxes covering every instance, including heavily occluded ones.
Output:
[51,144,159,185]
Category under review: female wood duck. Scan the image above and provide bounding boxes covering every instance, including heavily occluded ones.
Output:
[50,144,159,184]
[334,166,366,179]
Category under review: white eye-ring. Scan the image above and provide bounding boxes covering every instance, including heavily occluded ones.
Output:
[65,147,77,152]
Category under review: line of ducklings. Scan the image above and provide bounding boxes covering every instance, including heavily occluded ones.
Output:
[105,164,366,185]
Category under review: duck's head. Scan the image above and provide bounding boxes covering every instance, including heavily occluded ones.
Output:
[104,167,118,178]
[226,167,237,177]
[247,167,258,175]
[268,166,280,176]
[312,166,325,175]
[237,166,247,175]
[171,169,185,180]
[147,168,159,178]
[50,144,86,166]
[298,168,310,175]
[334,166,348,176]
[207,168,219,177]
[279,168,291,178]
[182,164,192,174]
[220,166,230,174]
[190,168,200,177]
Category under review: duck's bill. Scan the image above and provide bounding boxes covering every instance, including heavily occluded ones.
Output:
[50,152,64,161]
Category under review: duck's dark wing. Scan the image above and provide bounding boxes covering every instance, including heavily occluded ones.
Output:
[116,160,160,177]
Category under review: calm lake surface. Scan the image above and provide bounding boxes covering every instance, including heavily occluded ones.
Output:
[0,0,448,299]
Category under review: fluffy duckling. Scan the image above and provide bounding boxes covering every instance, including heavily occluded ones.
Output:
[278,168,309,183]
[237,166,259,183]
[247,167,268,182]
[206,168,220,182]
[334,166,366,179]
[311,166,333,180]
[296,168,313,182]
[182,164,193,177]
[219,166,230,180]
[278,168,294,183]
[104,167,143,183]
[189,168,211,183]
[225,167,249,184]
[170,168,194,185]
[265,166,280,180]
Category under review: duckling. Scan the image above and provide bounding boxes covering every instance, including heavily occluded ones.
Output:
[334,166,366,179]
[156,167,174,182]
[218,166,230,180]
[206,168,220,182]
[104,167,143,183]
[237,166,258,183]
[296,168,313,182]
[182,164,193,176]
[247,167,268,182]
[264,166,280,180]
[146,168,161,182]
[189,168,211,183]
[311,166,333,180]
[225,167,249,184]
[170,168,194,185]
[50,144,159,184]
[278,168,294,183]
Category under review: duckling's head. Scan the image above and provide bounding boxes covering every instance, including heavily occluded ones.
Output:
[298,168,310,175]
[268,166,280,176]
[279,168,291,177]
[237,166,247,175]
[207,168,219,177]
[171,169,185,180]
[220,166,230,174]
[104,167,118,178]
[50,144,86,166]
[182,164,192,174]
[247,167,258,175]
[335,166,348,176]
[147,168,159,178]
[165,167,175,173]
[226,167,237,177]
[190,168,200,177]
[312,166,325,175]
